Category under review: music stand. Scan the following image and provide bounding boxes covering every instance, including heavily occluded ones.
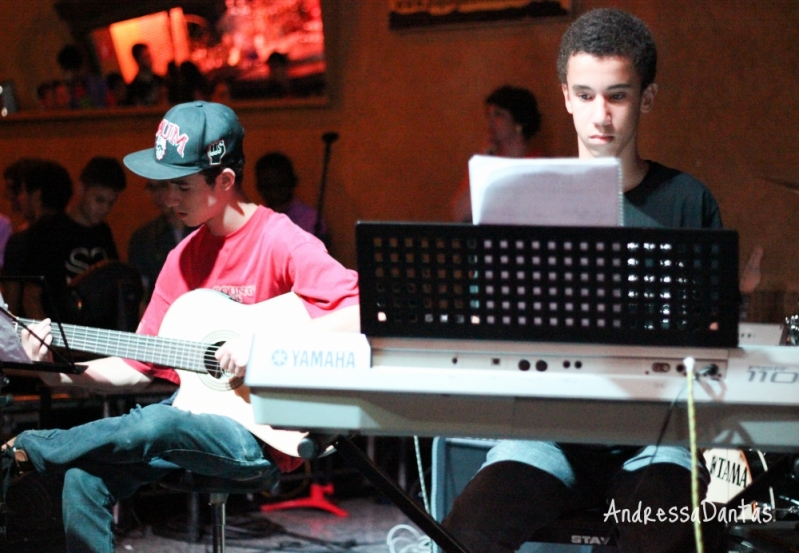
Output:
[356,222,740,347]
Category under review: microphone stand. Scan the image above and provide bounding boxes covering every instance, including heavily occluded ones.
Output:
[313,131,339,240]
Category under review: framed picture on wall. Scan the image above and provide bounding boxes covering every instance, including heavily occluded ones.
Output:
[53,0,329,107]
[389,0,572,30]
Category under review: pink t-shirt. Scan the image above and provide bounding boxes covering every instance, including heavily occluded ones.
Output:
[123,206,358,473]
[125,205,358,383]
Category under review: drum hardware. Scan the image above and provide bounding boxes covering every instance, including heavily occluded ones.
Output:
[704,449,776,522]
[783,314,799,345]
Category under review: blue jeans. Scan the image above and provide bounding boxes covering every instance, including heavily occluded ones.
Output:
[16,403,278,553]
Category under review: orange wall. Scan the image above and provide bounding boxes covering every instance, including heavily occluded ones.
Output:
[0,1,798,299]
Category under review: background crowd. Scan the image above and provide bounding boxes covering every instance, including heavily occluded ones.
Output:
[32,43,295,111]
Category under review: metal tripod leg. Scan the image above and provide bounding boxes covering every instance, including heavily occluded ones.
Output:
[331,435,472,553]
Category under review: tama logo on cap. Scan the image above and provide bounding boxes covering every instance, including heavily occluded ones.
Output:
[123,101,244,181]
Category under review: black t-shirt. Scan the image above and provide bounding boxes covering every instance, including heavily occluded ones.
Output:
[14,212,119,319]
[3,228,31,277]
[574,161,723,455]
[623,161,722,229]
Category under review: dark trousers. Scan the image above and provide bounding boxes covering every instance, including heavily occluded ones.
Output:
[442,443,726,553]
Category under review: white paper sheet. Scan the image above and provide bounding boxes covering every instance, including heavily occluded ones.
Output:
[468,155,622,226]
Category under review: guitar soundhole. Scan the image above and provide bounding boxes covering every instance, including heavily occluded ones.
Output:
[200,341,243,392]
[204,342,225,378]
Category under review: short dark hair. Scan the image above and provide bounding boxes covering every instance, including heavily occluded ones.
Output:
[556,8,657,90]
[4,158,43,196]
[200,158,246,190]
[485,85,542,140]
[24,160,73,211]
[79,157,126,192]
[131,43,148,62]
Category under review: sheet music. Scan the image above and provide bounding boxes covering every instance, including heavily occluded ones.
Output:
[468,155,622,226]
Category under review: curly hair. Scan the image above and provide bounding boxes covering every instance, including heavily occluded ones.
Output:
[556,8,657,90]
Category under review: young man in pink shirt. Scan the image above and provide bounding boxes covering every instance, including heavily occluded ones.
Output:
[7,101,360,553]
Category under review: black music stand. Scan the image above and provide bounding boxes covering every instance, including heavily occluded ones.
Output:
[356,222,740,348]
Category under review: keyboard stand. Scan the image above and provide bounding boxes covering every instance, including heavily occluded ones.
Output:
[318,435,472,553]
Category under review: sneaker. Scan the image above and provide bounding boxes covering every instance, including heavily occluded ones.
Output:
[2,438,33,495]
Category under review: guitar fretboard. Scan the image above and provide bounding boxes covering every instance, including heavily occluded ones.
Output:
[15,318,215,374]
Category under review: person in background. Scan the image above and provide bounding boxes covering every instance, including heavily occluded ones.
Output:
[128,179,193,306]
[264,51,292,98]
[451,84,543,222]
[52,80,72,110]
[2,159,74,316]
[7,101,360,553]
[56,45,108,109]
[105,71,129,107]
[4,158,39,227]
[9,157,125,320]
[254,151,329,246]
[127,44,166,106]
[36,81,55,110]
[3,158,72,232]
[209,78,233,104]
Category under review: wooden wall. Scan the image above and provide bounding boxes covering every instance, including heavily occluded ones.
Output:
[0,0,797,319]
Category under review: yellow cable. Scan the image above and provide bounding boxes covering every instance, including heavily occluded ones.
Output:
[685,356,704,553]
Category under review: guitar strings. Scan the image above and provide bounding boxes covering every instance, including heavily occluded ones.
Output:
[19,317,217,375]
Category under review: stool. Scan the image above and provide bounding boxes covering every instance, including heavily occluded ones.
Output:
[159,470,277,553]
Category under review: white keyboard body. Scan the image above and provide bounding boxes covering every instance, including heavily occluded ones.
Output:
[246,337,799,451]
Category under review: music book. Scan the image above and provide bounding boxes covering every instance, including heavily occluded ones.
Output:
[468,155,622,226]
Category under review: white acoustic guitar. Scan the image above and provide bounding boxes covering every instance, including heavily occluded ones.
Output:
[13,288,314,458]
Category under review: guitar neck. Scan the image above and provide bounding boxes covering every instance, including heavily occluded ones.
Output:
[16,318,210,374]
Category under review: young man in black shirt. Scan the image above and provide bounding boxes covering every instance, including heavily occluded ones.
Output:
[443,9,724,553]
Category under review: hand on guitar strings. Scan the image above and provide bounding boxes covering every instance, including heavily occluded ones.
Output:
[20,318,54,363]
[214,334,253,378]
